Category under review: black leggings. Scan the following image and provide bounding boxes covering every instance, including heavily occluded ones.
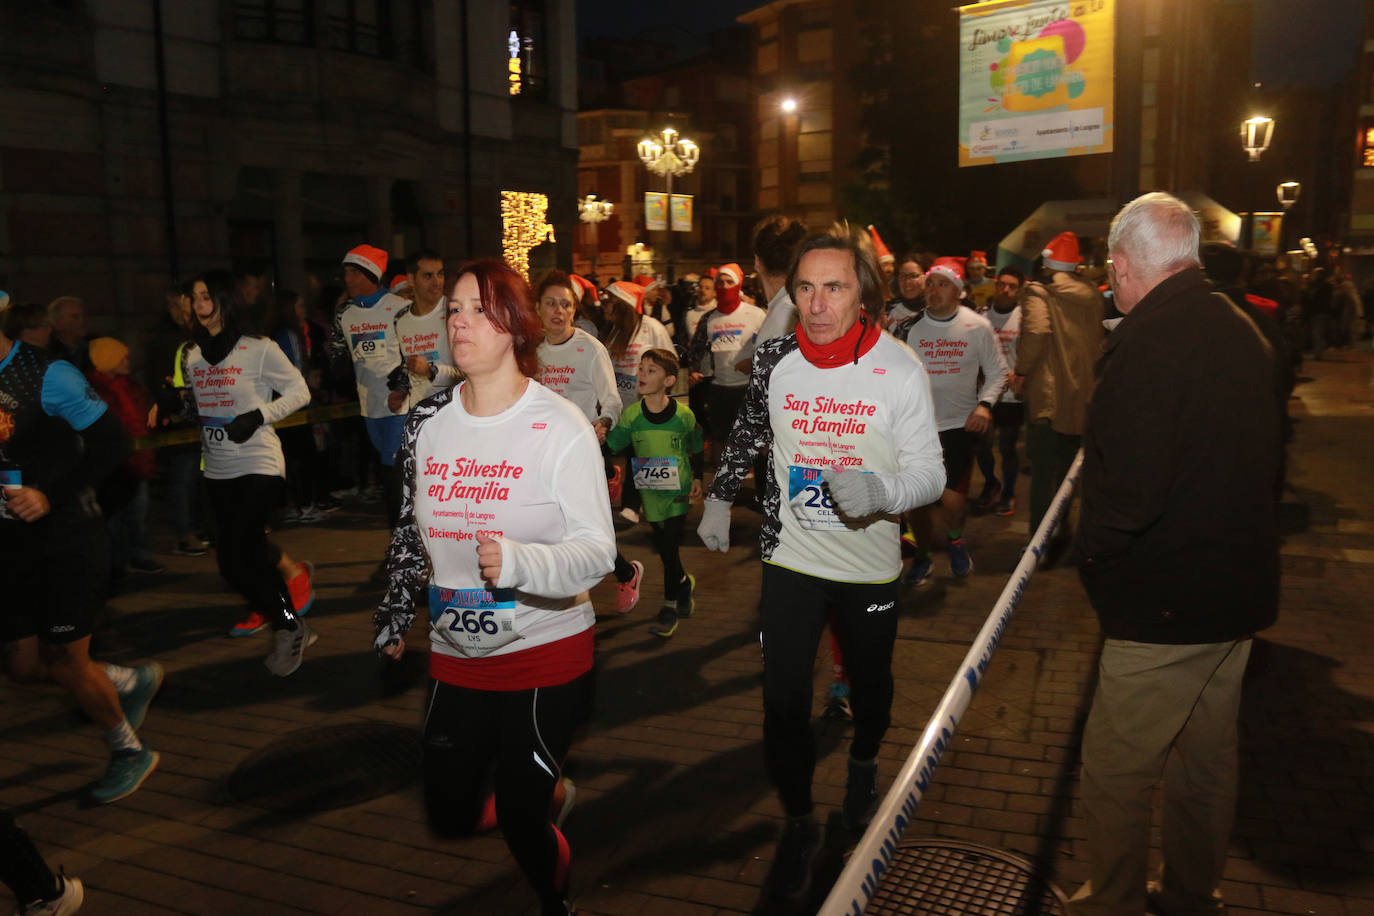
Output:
[648,515,688,602]
[760,563,900,817]
[423,671,593,909]
[204,475,295,629]
[0,810,59,905]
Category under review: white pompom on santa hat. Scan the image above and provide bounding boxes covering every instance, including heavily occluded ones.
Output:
[926,256,966,291]
[342,244,388,282]
[1041,232,1083,272]
[608,280,645,313]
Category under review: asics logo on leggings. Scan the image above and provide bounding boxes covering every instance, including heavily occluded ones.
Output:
[865,601,895,614]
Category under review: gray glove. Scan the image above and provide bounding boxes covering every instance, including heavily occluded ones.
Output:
[821,467,888,518]
[697,498,732,552]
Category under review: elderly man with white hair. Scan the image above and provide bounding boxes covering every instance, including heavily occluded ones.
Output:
[1069,192,1281,916]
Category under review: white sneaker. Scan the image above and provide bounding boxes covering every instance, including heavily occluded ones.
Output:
[19,874,84,915]
[264,622,317,677]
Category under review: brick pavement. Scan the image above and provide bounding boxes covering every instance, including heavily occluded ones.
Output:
[2,349,1371,915]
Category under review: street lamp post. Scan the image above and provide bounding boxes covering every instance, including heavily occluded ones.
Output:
[1276,181,1300,257]
[637,127,699,282]
[1239,115,1275,249]
[577,193,613,277]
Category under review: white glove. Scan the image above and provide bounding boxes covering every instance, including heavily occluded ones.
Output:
[821,467,888,518]
[697,498,732,552]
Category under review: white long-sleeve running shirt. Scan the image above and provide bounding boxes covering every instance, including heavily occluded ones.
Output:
[903,305,1009,431]
[537,328,621,427]
[185,336,311,479]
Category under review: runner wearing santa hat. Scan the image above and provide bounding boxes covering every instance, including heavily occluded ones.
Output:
[327,243,413,539]
[684,263,766,472]
[900,256,1008,585]
[964,250,996,311]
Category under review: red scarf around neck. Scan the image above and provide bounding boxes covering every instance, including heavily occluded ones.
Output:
[796,314,881,368]
[715,284,742,315]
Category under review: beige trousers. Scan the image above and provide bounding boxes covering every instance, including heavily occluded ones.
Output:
[1070,637,1251,916]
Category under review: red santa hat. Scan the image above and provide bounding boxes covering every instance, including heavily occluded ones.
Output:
[342,244,388,281]
[608,281,644,313]
[1041,232,1082,272]
[926,256,966,291]
[389,273,411,292]
[868,226,895,265]
[967,250,988,267]
[633,274,656,288]
[570,274,596,300]
[717,263,743,286]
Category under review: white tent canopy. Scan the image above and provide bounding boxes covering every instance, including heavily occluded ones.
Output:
[996,193,1242,268]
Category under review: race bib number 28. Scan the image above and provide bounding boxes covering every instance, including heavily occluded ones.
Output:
[429,585,521,658]
[787,465,844,530]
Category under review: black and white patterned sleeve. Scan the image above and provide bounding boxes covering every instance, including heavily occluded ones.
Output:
[372,387,452,648]
[706,335,796,504]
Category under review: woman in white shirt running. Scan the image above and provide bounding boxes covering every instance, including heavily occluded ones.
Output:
[168,272,316,675]
[374,260,615,916]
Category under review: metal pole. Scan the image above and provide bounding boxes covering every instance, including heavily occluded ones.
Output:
[665,169,675,282]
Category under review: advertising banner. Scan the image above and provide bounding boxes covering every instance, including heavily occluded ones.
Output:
[644,192,667,232]
[1251,212,1283,256]
[670,194,693,232]
[958,0,1114,167]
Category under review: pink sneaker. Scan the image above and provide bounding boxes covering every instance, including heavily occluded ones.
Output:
[616,560,644,614]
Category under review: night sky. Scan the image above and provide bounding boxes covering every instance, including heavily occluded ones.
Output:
[577,0,1369,88]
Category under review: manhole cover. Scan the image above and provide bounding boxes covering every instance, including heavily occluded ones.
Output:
[864,840,1068,915]
[228,723,421,813]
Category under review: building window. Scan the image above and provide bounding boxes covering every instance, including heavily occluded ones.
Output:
[509,0,548,101]
[235,0,314,45]
[325,0,393,58]
[1362,125,1374,168]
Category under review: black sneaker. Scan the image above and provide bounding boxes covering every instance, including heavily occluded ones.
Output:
[648,605,678,638]
[772,815,824,899]
[675,573,695,618]
[129,557,166,575]
[842,758,879,830]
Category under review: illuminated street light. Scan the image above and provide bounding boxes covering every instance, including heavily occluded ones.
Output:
[637,126,699,281]
[577,193,613,223]
[1241,116,1274,162]
[780,97,798,113]
[577,193,613,276]
[1276,181,1300,211]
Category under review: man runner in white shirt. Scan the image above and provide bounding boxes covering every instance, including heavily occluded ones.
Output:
[901,257,1008,583]
[698,226,945,900]
[388,249,460,414]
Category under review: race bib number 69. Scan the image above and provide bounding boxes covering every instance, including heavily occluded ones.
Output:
[351,330,388,361]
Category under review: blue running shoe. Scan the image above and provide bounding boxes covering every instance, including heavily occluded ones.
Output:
[119,662,164,731]
[948,537,973,577]
[90,747,159,804]
[903,555,934,587]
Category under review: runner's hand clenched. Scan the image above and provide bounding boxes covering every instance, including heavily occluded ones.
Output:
[476,532,503,586]
[821,466,887,518]
[697,498,732,552]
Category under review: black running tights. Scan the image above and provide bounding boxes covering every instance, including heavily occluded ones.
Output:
[0,810,58,905]
[422,672,592,909]
[204,475,295,629]
[760,563,900,818]
[648,515,688,602]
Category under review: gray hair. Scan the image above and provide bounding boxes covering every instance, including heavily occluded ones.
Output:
[1107,192,1200,281]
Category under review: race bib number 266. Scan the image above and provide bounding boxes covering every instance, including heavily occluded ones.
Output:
[429,585,521,657]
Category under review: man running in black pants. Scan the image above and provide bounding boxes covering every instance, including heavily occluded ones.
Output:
[0,321,163,805]
[698,226,945,899]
